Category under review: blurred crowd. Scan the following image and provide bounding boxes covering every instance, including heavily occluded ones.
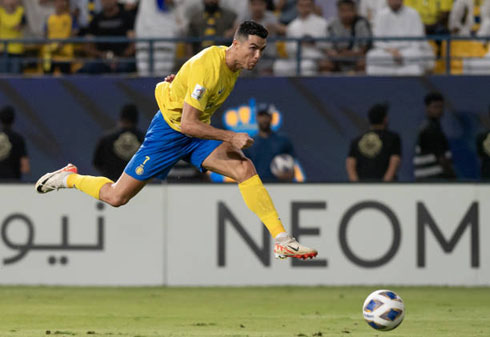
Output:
[1,0,490,76]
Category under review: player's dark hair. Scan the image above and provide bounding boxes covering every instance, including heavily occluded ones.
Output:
[0,105,15,126]
[337,0,356,7]
[235,20,268,40]
[424,92,444,106]
[368,103,388,125]
[120,104,139,125]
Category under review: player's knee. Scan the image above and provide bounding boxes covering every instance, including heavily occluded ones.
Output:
[107,194,130,208]
[235,158,256,182]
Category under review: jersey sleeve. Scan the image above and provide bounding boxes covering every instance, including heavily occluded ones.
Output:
[184,58,217,112]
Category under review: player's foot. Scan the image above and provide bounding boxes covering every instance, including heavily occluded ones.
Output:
[35,163,78,194]
[274,235,318,260]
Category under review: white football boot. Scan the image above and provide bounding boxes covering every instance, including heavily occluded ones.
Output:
[274,235,318,260]
[35,163,78,193]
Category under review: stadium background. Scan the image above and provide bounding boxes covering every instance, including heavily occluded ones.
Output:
[1,76,487,182]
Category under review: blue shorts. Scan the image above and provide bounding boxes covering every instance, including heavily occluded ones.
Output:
[125,111,222,181]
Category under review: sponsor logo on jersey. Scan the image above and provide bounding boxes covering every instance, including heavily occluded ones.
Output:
[191,84,206,100]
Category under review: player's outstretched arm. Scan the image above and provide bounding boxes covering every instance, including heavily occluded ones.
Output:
[181,102,254,149]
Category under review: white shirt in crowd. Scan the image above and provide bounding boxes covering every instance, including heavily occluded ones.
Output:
[366,5,434,75]
[135,0,178,76]
[273,13,328,76]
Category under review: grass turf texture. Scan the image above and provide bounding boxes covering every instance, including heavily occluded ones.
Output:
[0,287,488,337]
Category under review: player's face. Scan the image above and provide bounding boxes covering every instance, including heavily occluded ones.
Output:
[236,35,267,70]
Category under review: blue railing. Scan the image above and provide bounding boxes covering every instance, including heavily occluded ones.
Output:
[0,35,489,76]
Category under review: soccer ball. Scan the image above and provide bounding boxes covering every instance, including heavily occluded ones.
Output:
[362,290,405,331]
[270,154,294,178]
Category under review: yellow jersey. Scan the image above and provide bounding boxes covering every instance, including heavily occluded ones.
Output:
[155,46,240,132]
[0,6,24,55]
[46,12,74,59]
[405,0,453,26]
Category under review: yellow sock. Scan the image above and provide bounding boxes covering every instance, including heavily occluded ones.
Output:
[66,174,113,200]
[238,174,286,238]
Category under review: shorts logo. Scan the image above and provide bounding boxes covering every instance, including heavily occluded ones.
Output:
[191,84,206,100]
[135,166,144,175]
[136,156,150,176]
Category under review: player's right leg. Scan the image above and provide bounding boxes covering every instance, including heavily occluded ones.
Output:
[202,142,318,260]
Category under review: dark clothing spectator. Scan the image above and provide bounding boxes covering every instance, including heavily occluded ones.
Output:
[88,8,134,56]
[78,2,136,74]
[347,129,401,181]
[414,118,453,180]
[476,130,490,180]
[346,103,401,182]
[0,128,28,180]
[0,106,29,181]
[245,132,295,182]
[93,104,143,181]
[325,1,372,73]
[187,2,237,55]
[414,92,455,181]
[93,126,144,181]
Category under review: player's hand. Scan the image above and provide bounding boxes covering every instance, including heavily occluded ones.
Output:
[164,74,176,83]
[231,133,254,149]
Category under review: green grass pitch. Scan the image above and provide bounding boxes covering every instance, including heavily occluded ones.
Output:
[0,286,488,337]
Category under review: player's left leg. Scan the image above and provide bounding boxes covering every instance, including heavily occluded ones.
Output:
[35,163,146,207]
[201,142,318,260]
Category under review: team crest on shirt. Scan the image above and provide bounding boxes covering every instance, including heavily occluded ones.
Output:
[191,84,206,100]
[484,133,490,156]
[113,132,141,160]
[135,156,151,176]
[0,132,12,161]
[359,132,383,158]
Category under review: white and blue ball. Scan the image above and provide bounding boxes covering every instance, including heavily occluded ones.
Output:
[362,289,405,331]
[270,154,295,178]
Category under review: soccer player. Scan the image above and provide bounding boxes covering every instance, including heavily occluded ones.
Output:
[35,21,318,260]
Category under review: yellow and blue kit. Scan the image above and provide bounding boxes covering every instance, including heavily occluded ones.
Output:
[125,46,240,180]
